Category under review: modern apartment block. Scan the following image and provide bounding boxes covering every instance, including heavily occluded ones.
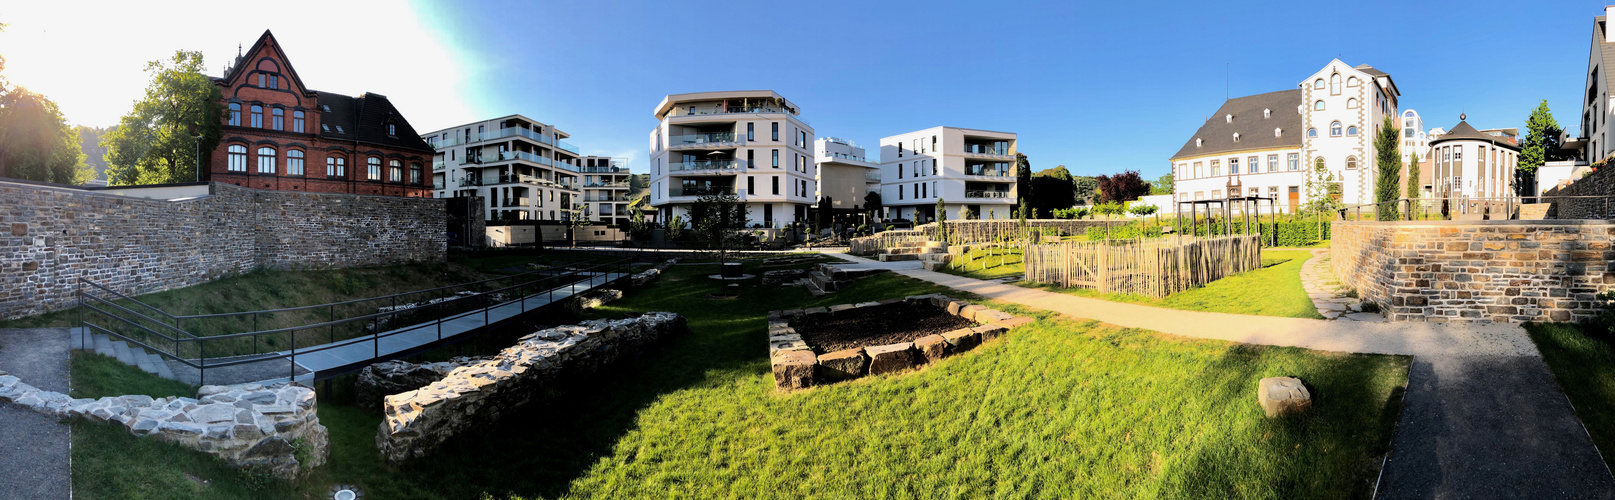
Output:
[577,156,631,225]
[424,115,584,221]
[1171,59,1400,213]
[814,137,879,212]
[647,90,816,227]
[879,127,1018,222]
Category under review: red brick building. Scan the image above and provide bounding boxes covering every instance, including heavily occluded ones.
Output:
[208,30,434,197]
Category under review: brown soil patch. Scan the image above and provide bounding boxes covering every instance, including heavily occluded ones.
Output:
[794,303,976,353]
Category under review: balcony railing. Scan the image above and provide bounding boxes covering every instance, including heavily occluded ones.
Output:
[557,139,579,154]
[433,127,556,148]
[669,186,736,197]
[433,181,445,190]
[965,190,1012,199]
[497,150,554,167]
[500,197,530,207]
[670,159,746,172]
[673,105,809,125]
[583,181,631,188]
[458,177,482,187]
[432,161,446,171]
[965,167,1012,177]
[820,151,875,163]
[864,170,881,183]
[578,165,624,173]
[584,194,631,202]
[670,132,740,146]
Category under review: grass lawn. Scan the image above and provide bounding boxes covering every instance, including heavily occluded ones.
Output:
[1526,322,1615,471]
[1019,249,1325,319]
[64,256,1407,499]
[939,245,1024,280]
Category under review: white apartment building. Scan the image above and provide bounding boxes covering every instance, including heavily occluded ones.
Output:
[1582,6,1615,162]
[1429,115,1520,202]
[425,115,584,221]
[1170,60,1400,213]
[647,90,816,228]
[577,156,631,225]
[814,137,879,212]
[1401,109,1430,163]
[879,126,1017,222]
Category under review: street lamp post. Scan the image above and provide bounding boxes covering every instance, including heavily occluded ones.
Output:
[192,133,204,183]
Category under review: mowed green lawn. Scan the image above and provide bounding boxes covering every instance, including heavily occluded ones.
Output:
[63,259,1405,499]
[1527,323,1615,471]
[939,245,1025,280]
[1021,249,1325,319]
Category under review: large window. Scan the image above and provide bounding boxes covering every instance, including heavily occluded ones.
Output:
[747,150,755,169]
[227,145,247,171]
[287,150,304,175]
[251,105,263,128]
[1210,159,1221,177]
[747,123,754,141]
[771,122,779,141]
[1287,153,1299,171]
[1229,157,1239,174]
[772,175,779,195]
[1314,100,1325,111]
[272,108,284,130]
[1345,156,1358,170]
[409,162,422,184]
[368,157,381,180]
[228,103,241,126]
[1330,121,1342,137]
[327,156,346,177]
[772,149,779,168]
[293,110,305,133]
[1268,155,1278,172]
[1329,74,1341,95]
[257,147,276,174]
[389,160,402,182]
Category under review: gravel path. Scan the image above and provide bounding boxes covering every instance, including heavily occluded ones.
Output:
[826,250,1615,497]
[1299,248,1388,322]
[0,328,71,500]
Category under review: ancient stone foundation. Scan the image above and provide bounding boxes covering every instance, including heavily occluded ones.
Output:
[375,312,686,464]
[0,373,327,480]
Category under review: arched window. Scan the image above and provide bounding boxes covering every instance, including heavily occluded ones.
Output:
[292,110,305,133]
[409,162,422,184]
[1315,157,1325,171]
[1348,76,1360,87]
[1314,78,1325,89]
[1330,121,1343,137]
[389,160,402,182]
[1346,156,1358,169]
[368,157,382,180]
[227,145,247,171]
[228,103,241,126]
[1307,128,1318,138]
[287,150,304,175]
[1347,126,1358,136]
[1329,74,1341,95]
[250,105,263,128]
[257,147,276,174]
[1314,100,1326,111]
[1347,98,1358,109]
[327,156,346,177]
[271,108,284,130]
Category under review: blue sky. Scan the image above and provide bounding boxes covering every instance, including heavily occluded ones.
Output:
[407,0,1604,180]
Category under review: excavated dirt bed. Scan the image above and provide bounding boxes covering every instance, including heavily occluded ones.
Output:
[793,303,976,353]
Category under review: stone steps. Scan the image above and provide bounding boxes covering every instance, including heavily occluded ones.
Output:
[70,329,178,381]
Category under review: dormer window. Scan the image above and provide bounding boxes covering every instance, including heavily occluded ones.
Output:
[322,124,330,132]
[1196,138,1203,147]
[1232,132,1240,142]
[1225,114,1233,123]
[336,125,345,134]
[387,123,397,136]
[1275,128,1282,138]
[1263,108,1271,118]
[321,105,331,112]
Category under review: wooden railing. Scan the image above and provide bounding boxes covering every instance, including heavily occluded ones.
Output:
[1023,235,1261,298]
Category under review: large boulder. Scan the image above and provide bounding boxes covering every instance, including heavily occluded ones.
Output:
[866,343,917,375]
[1257,377,1312,418]
[355,357,487,411]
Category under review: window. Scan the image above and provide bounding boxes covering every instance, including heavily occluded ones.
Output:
[1330,122,1342,137]
[898,163,904,179]
[1287,153,1299,171]
[1229,157,1239,174]
[1213,189,1222,199]
[932,136,937,152]
[269,75,278,89]
[227,145,247,171]
[292,110,305,133]
[271,108,284,130]
[1248,156,1259,173]
[1453,148,1462,162]
[1210,159,1221,177]
[1348,76,1359,87]
[772,176,779,195]
[798,155,805,172]
[898,185,904,201]
[931,160,938,175]
[771,123,779,141]
[747,150,755,169]
[1193,161,1202,178]
[228,103,241,126]
[1330,74,1341,95]
[257,147,276,174]
[801,180,808,197]
[387,123,397,136]
[772,149,779,168]
[1315,157,1325,171]
[1404,128,1413,138]
[327,156,346,177]
[1314,78,1325,89]
[410,162,422,184]
[1347,98,1358,109]
[799,130,806,147]
[1268,155,1278,172]
[251,105,263,128]
[1314,100,1325,111]
[257,74,266,88]
[1347,126,1358,136]
[1345,156,1358,169]
[899,143,905,157]
[1307,128,1317,138]
[1275,128,1283,138]
[747,176,755,195]
[368,157,381,180]
[287,150,304,175]
[747,123,754,141]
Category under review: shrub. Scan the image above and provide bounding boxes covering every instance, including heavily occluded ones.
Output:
[1593,291,1615,336]
[1128,204,1159,216]
[1182,220,1330,246]
[1084,222,1164,241]
[1053,207,1090,219]
[1092,202,1125,218]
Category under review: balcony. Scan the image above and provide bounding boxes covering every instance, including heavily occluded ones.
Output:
[965,166,1013,178]
[584,194,631,202]
[670,105,810,126]
[433,181,445,190]
[458,177,483,187]
[669,186,736,197]
[820,151,876,164]
[962,143,1013,160]
[583,181,631,188]
[669,132,742,148]
[864,170,881,183]
[670,159,746,173]
[557,139,579,155]
[579,165,624,174]
[500,197,530,208]
[965,190,1012,199]
[434,127,556,148]
[496,150,554,167]
[432,161,446,171]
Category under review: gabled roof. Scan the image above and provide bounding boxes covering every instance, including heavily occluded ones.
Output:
[1353,63,1400,97]
[1430,119,1521,150]
[1170,89,1303,161]
[316,91,435,154]
[215,30,313,98]
[1595,16,1615,106]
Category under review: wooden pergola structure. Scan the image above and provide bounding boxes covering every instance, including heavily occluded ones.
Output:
[1174,195,1279,247]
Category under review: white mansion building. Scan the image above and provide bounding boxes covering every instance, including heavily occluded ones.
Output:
[1170,60,1401,213]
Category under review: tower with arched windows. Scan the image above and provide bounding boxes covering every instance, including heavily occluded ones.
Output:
[209,30,435,197]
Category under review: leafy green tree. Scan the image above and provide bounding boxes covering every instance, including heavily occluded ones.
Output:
[1030,171,1075,215]
[1151,173,1174,195]
[864,191,882,218]
[1304,157,1342,215]
[1015,153,1032,205]
[689,193,749,262]
[1374,116,1401,220]
[1406,151,1421,200]
[1128,204,1159,216]
[935,197,948,242]
[103,50,226,185]
[1072,176,1099,204]
[628,208,651,241]
[0,88,90,184]
[817,196,833,233]
[1519,100,1573,196]
[667,215,688,241]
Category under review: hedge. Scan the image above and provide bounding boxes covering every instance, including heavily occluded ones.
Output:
[1080,220,1328,246]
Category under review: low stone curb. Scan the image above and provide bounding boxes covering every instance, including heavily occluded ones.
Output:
[0,370,327,480]
[630,259,678,288]
[767,294,1035,391]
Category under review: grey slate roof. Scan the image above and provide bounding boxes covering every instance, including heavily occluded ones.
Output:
[1430,120,1521,150]
[1354,64,1388,77]
[1170,89,1303,161]
[315,91,435,154]
[1597,17,1615,106]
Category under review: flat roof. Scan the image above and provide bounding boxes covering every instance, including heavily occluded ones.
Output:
[881,126,1017,141]
[652,90,797,119]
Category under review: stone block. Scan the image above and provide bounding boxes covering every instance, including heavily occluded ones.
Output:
[958,305,986,321]
[866,343,917,375]
[772,349,817,390]
[974,325,1008,341]
[828,304,856,315]
[946,301,967,315]
[913,334,949,363]
[817,348,868,381]
[941,328,981,352]
[993,316,1036,330]
[1257,377,1312,418]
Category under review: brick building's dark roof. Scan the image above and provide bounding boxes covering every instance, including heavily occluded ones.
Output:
[1171,89,1303,161]
[314,91,434,154]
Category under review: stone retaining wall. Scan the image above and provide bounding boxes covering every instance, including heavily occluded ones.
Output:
[1542,164,1615,220]
[0,181,447,320]
[0,374,327,480]
[375,312,686,464]
[1331,220,1615,323]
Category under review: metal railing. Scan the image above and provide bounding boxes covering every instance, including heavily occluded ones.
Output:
[669,186,736,197]
[670,160,746,172]
[77,258,635,385]
[670,132,740,145]
[1333,194,1615,222]
[820,151,875,163]
[966,190,1012,199]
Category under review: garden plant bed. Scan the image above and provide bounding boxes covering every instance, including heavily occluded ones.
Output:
[768,294,1036,390]
[792,302,975,352]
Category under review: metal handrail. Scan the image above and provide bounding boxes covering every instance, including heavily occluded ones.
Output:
[170,266,562,320]
[1333,194,1615,222]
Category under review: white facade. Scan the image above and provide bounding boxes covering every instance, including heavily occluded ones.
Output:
[814,137,879,211]
[1428,117,1520,202]
[577,156,631,224]
[1301,60,1400,206]
[878,126,1018,222]
[1583,6,1615,162]
[646,90,816,228]
[1401,109,1430,164]
[424,115,584,222]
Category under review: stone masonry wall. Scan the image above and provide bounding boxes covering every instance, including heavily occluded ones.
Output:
[0,181,446,319]
[1332,220,1615,323]
[1543,165,1615,220]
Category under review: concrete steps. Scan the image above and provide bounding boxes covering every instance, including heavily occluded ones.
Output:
[69,328,178,381]
[806,264,887,295]
[878,240,947,263]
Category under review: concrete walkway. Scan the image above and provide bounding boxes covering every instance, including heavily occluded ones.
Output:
[825,250,1615,497]
[0,328,71,500]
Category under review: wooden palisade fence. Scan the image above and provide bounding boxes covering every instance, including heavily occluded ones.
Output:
[1022,235,1262,298]
[850,219,1105,254]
